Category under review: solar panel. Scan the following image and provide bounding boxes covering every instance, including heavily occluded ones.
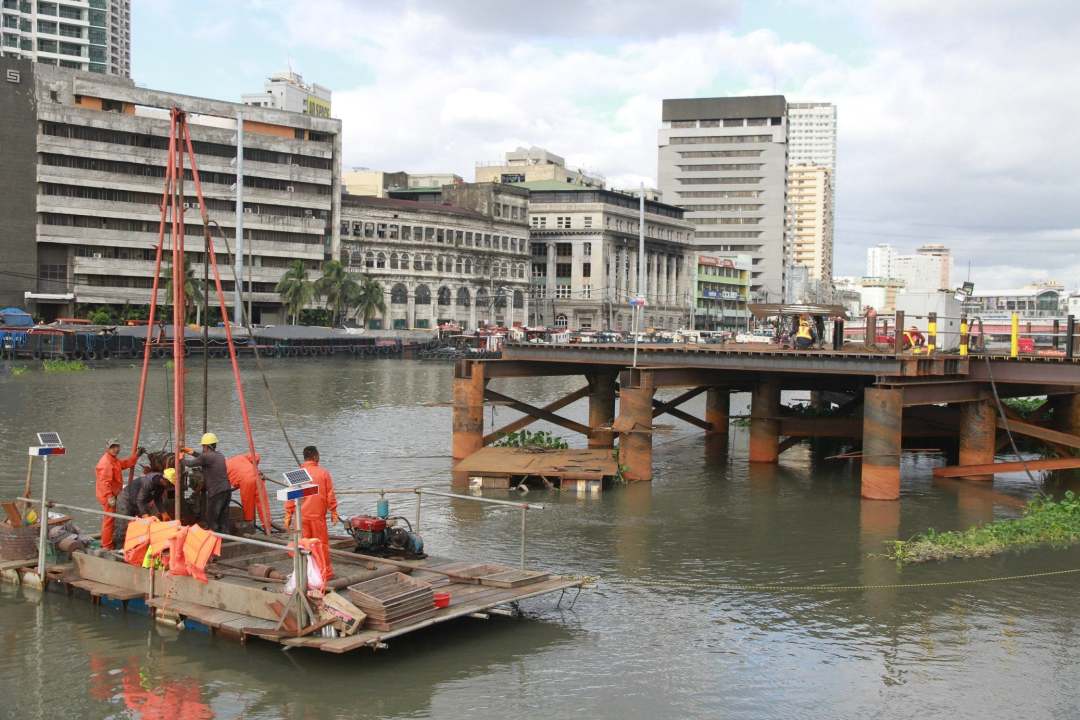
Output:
[283,468,313,486]
[37,432,62,448]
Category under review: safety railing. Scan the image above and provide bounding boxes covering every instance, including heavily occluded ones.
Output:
[860,311,1080,359]
[336,486,544,569]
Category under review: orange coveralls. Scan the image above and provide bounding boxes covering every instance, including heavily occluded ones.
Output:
[94,450,138,549]
[226,453,261,522]
[284,459,338,579]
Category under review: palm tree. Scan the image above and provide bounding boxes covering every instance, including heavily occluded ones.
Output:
[275,260,314,325]
[350,275,386,328]
[315,260,361,327]
[163,254,202,324]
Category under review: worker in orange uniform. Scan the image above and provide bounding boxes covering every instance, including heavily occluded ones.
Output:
[283,445,338,580]
[226,452,261,526]
[94,438,144,549]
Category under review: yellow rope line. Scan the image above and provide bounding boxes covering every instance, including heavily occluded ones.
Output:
[579,566,1080,593]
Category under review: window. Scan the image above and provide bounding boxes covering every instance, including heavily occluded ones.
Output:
[415,285,431,305]
[532,263,546,278]
[513,290,524,309]
[556,243,572,257]
[583,216,592,228]
[455,230,463,245]
[364,222,374,238]
[723,118,743,127]
[57,3,80,19]
[437,286,451,305]
[582,242,592,256]
[556,216,571,229]
[401,225,412,240]
[456,287,470,307]
[436,228,445,243]
[582,263,591,278]
[37,2,57,16]
[390,284,407,304]
[554,314,568,328]
[670,135,772,145]
[41,37,61,52]
[556,263,572,278]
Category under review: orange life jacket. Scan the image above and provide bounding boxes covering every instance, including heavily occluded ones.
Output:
[123,517,154,566]
[181,525,221,583]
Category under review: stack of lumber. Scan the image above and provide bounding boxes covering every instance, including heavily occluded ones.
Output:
[342,572,435,631]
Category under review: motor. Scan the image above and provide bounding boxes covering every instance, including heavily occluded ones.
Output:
[343,514,425,559]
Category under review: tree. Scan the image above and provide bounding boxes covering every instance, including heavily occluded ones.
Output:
[275,260,314,325]
[351,274,386,328]
[315,260,361,327]
[163,254,202,324]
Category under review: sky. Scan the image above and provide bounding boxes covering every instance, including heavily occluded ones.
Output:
[133,0,1080,290]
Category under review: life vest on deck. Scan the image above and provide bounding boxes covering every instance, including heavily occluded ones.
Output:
[180,525,221,583]
[123,517,154,567]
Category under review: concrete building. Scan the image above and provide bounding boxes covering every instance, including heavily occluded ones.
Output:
[242,70,331,118]
[340,184,530,330]
[866,243,952,291]
[866,243,896,279]
[524,181,696,331]
[343,169,409,198]
[407,173,462,189]
[787,102,836,170]
[475,146,604,188]
[657,95,789,302]
[1,57,341,321]
[1,0,130,77]
[694,254,750,331]
[858,278,905,315]
[964,287,1063,318]
[786,164,833,287]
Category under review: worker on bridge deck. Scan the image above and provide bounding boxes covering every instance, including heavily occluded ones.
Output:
[284,445,338,580]
[226,452,261,526]
[114,467,175,543]
[94,438,144,550]
[794,315,815,350]
[903,325,926,351]
[182,432,231,533]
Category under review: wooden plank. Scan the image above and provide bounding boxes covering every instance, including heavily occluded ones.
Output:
[73,552,286,622]
[0,558,35,571]
[933,456,1080,478]
[69,578,145,601]
[483,388,593,437]
[997,417,1080,449]
[483,385,590,445]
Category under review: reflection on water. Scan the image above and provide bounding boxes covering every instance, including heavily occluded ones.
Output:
[2,360,1080,719]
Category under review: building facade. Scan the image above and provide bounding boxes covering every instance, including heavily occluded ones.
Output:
[339,186,531,330]
[475,146,604,188]
[786,165,833,286]
[524,182,695,331]
[866,243,896,279]
[964,287,1063,318]
[787,102,836,169]
[657,95,789,302]
[242,70,331,118]
[694,254,750,331]
[1,0,130,77]
[3,58,341,321]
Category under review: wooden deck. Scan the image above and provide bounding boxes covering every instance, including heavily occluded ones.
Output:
[451,447,617,489]
[23,543,583,655]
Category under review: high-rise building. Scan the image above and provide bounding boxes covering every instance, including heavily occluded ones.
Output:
[787,102,836,169]
[913,243,952,291]
[866,243,952,291]
[1,0,131,77]
[786,164,833,285]
[657,95,789,301]
[475,146,605,188]
[866,243,897,278]
[2,57,342,322]
[242,70,331,118]
[786,102,836,300]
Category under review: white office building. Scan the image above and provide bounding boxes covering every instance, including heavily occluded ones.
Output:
[1,0,130,77]
[242,70,331,119]
[787,102,836,170]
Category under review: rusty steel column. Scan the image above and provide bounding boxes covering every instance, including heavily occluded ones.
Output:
[749,380,780,462]
[451,361,485,463]
[1051,393,1080,436]
[617,370,654,481]
[587,371,618,449]
[861,386,903,500]
[705,387,730,435]
[958,399,997,481]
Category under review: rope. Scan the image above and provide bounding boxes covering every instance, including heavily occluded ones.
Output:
[592,566,1080,593]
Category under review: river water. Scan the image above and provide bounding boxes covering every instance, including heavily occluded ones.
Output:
[2,359,1080,719]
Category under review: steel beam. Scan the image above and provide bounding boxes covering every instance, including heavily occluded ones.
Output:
[652,397,712,431]
[996,416,1080,450]
[483,385,590,446]
[475,360,607,378]
[967,359,1080,386]
[482,388,592,437]
[933,456,1080,478]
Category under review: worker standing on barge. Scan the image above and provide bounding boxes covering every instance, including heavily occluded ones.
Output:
[182,432,231,533]
[226,452,261,526]
[94,438,144,550]
[284,446,338,579]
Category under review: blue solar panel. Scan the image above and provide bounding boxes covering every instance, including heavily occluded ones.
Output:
[37,432,62,448]
[283,468,312,486]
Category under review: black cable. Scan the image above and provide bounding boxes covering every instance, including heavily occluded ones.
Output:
[982,353,1041,490]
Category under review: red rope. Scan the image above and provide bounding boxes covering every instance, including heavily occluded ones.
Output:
[128,111,177,482]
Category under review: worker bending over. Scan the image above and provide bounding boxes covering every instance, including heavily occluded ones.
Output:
[903,325,926,351]
[182,432,231,533]
[114,467,174,542]
[794,316,816,350]
[284,445,339,580]
[94,438,144,550]
[226,452,261,526]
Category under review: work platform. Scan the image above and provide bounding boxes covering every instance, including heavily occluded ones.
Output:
[451,447,617,491]
[450,343,1080,501]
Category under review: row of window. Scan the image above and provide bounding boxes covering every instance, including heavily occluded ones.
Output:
[677,149,763,159]
[381,284,525,309]
[40,212,324,246]
[675,164,765,172]
[340,220,525,254]
[676,177,763,185]
[345,248,528,280]
[688,217,762,225]
[669,134,773,145]
[670,117,783,128]
[676,190,763,199]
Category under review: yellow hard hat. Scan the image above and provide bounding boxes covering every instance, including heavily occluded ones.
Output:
[200,432,219,446]
[163,468,176,484]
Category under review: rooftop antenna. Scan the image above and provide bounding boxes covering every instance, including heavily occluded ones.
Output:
[966,259,972,282]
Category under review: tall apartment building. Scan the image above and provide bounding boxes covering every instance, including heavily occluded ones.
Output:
[524,182,696,331]
[866,243,896,278]
[242,70,331,118]
[1,0,130,77]
[1,57,341,321]
[787,102,836,169]
[865,242,952,291]
[657,95,789,301]
[476,146,605,188]
[340,184,530,330]
[786,164,833,286]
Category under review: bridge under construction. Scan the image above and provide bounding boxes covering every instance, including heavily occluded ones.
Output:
[450,343,1080,500]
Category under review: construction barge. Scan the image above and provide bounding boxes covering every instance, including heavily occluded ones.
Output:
[1,492,584,655]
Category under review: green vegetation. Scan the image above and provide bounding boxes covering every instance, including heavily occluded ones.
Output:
[315,259,360,327]
[276,260,384,327]
[888,491,1080,563]
[42,359,87,373]
[87,307,113,325]
[493,430,569,450]
[276,260,315,325]
[1003,396,1046,418]
[351,274,386,327]
[163,254,203,323]
[10,365,29,377]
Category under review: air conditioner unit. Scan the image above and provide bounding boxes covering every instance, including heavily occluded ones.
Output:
[286,185,295,192]
[183,202,192,209]
[304,209,313,217]
[244,207,253,214]
[92,253,102,259]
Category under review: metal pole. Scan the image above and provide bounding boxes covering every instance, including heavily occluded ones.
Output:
[414,489,421,532]
[638,182,645,300]
[1067,315,1076,360]
[520,507,527,570]
[294,492,306,627]
[234,110,244,325]
[36,456,48,579]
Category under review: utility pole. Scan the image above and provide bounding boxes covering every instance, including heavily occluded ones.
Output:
[233,110,244,325]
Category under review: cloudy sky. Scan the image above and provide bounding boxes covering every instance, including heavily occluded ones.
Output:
[134,0,1080,290]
